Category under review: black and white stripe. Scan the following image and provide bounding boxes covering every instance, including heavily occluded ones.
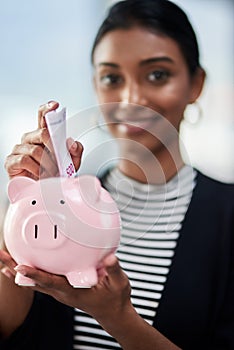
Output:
[73,165,196,349]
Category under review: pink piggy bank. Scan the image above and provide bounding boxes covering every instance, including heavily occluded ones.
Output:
[4,175,121,288]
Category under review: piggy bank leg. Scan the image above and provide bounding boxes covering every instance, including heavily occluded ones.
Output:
[66,268,98,288]
[15,272,36,286]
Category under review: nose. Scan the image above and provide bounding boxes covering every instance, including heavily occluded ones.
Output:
[120,81,148,107]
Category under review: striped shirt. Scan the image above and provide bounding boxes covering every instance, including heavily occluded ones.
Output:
[73,165,197,349]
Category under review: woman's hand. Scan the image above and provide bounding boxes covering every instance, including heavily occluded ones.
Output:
[4,101,83,180]
[0,251,133,342]
[0,248,132,333]
[0,249,17,281]
[13,254,132,324]
[2,254,181,349]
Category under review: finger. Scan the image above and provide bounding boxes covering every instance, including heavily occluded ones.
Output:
[14,265,67,290]
[5,153,40,179]
[21,126,57,165]
[5,149,58,180]
[97,263,108,281]
[102,254,129,288]
[103,254,121,279]
[14,143,58,175]
[66,138,84,172]
[5,154,36,179]
[38,101,59,129]
[5,129,57,179]
[102,254,131,300]
[1,266,15,280]
[0,250,17,271]
[21,128,51,150]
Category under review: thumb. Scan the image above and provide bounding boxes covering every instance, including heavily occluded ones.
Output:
[103,254,131,297]
[103,254,122,279]
[38,101,59,129]
[66,138,84,172]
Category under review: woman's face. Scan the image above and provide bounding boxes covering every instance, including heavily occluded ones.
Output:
[93,27,203,152]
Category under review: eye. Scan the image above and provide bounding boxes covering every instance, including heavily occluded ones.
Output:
[31,200,37,205]
[100,74,123,86]
[60,200,65,205]
[148,70,170,83]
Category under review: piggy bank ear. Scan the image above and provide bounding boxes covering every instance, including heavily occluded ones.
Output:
[76,175,101,205]
[7,176,36,203]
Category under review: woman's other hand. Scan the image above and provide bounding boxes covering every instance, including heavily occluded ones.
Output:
[4,101,83,180]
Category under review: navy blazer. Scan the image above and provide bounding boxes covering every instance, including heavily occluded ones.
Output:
[154,172,234,349]
[1,172,234,349]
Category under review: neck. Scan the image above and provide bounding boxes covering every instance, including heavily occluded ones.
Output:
[117,139,184,184]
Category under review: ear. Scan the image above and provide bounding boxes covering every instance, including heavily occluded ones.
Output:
[7,176,36,203]
[76,175,101,205]
[189,67,206,103]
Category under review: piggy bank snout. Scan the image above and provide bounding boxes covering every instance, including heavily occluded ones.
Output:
[22,211,66,249]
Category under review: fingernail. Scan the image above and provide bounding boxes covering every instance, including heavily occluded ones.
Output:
[67,137,77,150]
[14,265,27,276]
[104,254,117,265]
[71,143,78,151]
[1,267,13,279]
[47,101,56,109]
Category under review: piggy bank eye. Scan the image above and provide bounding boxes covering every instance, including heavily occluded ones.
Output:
[31,200,37,205]
[60,199,65,205]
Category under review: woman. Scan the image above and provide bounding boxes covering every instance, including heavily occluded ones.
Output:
[0,0,233,349]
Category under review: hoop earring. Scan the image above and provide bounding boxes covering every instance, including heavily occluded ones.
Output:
[183,102,203,125]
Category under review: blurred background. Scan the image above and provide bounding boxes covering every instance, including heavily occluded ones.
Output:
[0,0,234,229]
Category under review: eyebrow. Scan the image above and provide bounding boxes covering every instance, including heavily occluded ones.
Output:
[96,56,174,69]
[140,57,174,66]
[96,62,119,68]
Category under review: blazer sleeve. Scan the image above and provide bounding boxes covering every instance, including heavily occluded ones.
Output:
[0,292,74,350]
[202,178,234,350]
[210,234,234,349]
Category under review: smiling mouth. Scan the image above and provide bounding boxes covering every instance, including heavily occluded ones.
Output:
[113,113,161,131]
[100,103,163,133]
[120,116,157,125]
[112,116,160,135]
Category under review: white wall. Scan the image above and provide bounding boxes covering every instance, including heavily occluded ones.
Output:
[172,0,234,182]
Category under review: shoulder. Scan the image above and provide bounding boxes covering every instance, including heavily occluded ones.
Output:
[194,169,234,207]
[196,169,234,191]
